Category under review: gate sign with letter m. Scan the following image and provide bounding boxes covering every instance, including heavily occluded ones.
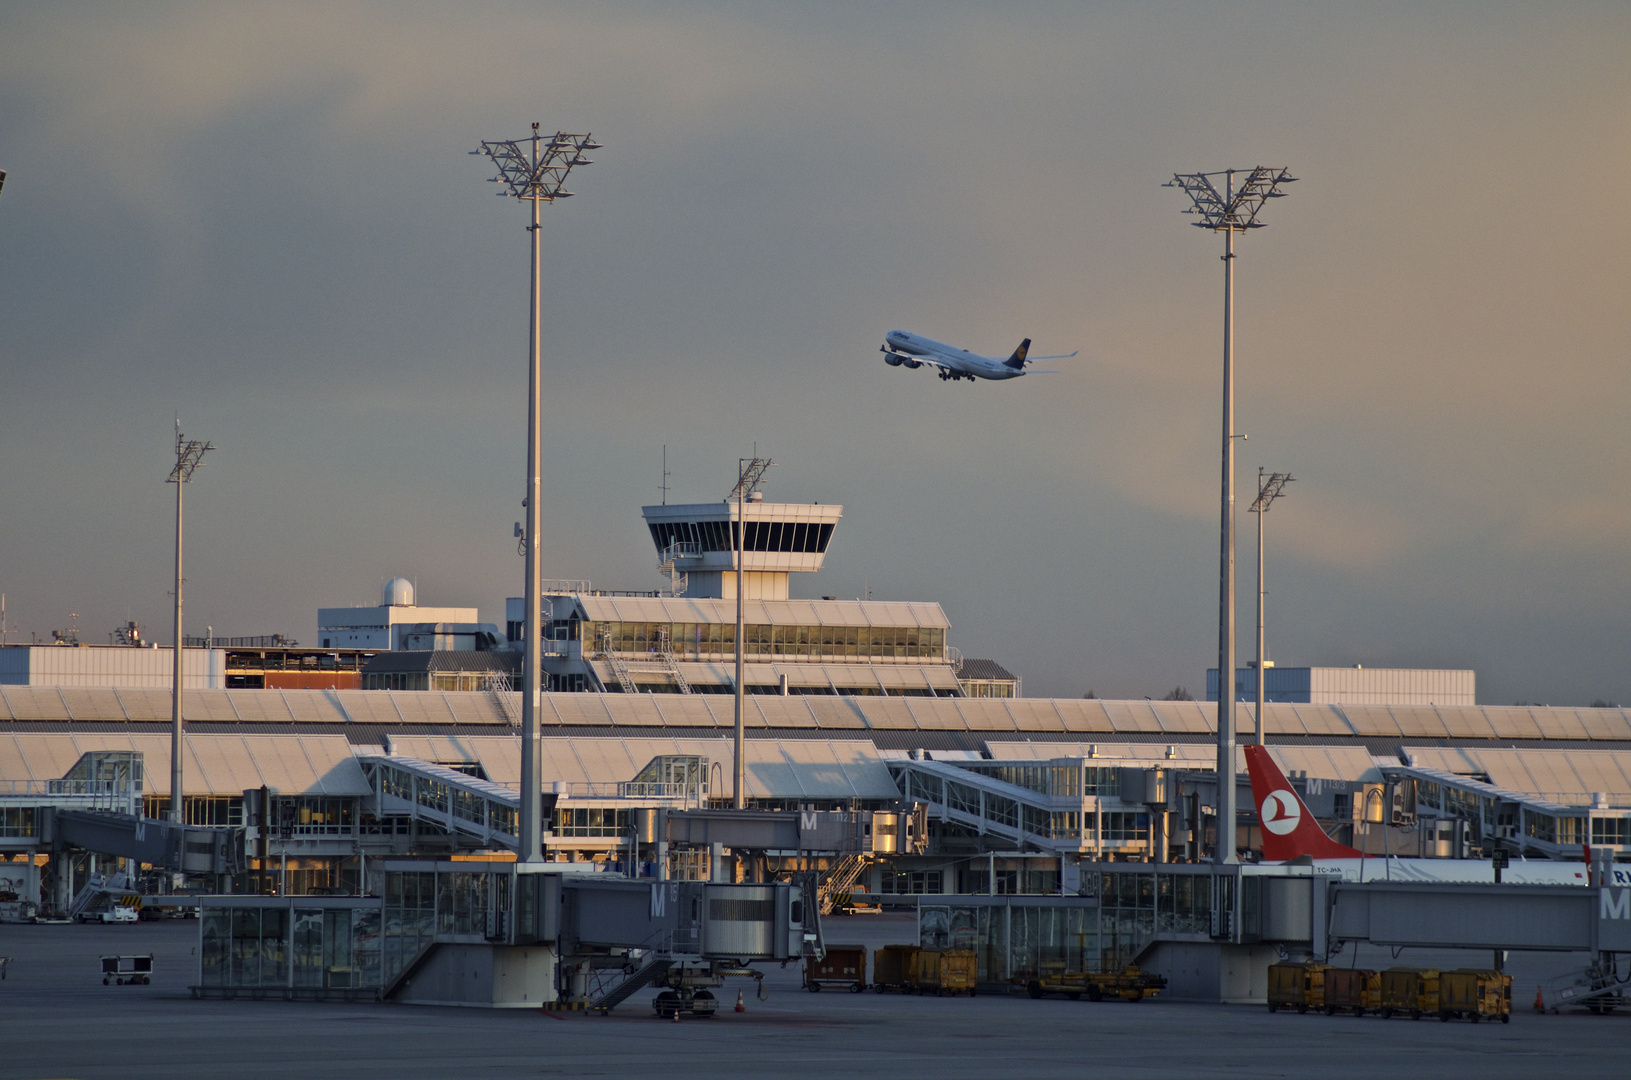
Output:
[1601,888,1631,953]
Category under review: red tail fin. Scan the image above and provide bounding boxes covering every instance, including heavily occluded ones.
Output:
[1244,745,1365,861]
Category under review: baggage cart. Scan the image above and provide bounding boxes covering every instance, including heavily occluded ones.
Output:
[1438,969,1512,1023]
[909,948,942,994]
[1379,967,1440,1019]
[872,944,919,992]
[101,954,153,986]
[1027,963,1165,1003]
[1323,968,1380,1016]
[1267,962,1327,1013]
[926,949,977,997]
[805,944,868,993]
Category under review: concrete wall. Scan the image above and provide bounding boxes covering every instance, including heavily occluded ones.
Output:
[1147,941,1283,1004]
[394,943,558,1008]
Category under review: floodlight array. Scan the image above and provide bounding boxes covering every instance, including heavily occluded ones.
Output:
[474,128,600,202]
[1167,166,1297,232]
[1251,471,1294,513]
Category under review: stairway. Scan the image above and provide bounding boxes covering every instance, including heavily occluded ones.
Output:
[592,956,673,1014]
[818,854,872,915]
[598,631,638,694]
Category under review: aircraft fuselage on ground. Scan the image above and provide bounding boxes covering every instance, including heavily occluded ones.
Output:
[880,330,1075,382]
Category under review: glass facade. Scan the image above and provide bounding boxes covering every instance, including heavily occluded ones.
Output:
[581,620,945,663]
[199,900,381,992]
[647,519,835,555]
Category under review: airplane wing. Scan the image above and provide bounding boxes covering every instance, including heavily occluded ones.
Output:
[881,345,952,372]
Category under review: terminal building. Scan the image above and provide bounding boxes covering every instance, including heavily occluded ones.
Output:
[507,500,963,697]
[2,490,1629,1004]
[318,577,502,652]
[1207,665,1476,706]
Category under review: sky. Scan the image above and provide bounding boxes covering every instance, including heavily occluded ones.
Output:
[0,1,1627,705]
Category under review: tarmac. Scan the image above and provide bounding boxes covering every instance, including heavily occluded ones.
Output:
[1,913,1625,1080]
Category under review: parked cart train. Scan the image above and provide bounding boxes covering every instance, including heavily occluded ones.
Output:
[1268,963,1509,1023]
[1026,961,1167,1002]
[859,945,977,996]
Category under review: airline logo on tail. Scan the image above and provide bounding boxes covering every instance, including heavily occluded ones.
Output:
[1244,744,1365,861]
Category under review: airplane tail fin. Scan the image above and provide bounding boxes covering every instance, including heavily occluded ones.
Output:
[1244,744,1365,861]
[1003,338,1031,370]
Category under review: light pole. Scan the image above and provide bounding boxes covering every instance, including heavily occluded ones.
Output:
[1167,166,1295,864]
[167,422,213,825]
[729,458,772,811]
[1250,469,1293,745]
[474,125,599,862]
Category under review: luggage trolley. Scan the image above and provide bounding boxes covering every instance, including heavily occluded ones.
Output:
[101,954,154,986]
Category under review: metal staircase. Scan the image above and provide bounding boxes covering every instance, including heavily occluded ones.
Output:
[657,541,700,597]
[818,854,872,915]
[598,630,639,694]
[592,956,674,1014]
[598,628,692,695]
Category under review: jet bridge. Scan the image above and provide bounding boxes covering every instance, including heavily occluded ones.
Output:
[888,758,1068,853]
[359,755,528,850]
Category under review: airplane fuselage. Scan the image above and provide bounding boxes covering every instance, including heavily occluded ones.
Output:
[882,330,1026,382]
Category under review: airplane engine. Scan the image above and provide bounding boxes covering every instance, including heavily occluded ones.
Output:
[883,352,903,367]
[903,359,922,369]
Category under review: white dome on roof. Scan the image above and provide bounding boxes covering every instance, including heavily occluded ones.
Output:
[383,577,415,607]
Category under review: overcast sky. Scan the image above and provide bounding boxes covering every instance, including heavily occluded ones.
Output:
[1,1,1627,705]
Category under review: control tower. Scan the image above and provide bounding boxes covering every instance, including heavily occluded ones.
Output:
[640,499,843,600]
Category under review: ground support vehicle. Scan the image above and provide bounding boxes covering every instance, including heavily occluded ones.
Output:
[1267,963,1329,1014]
[872,945,919,992]
[1323,968,1381,1016]
[1439,969,1512,1023]
[805,945,867,993]
[79,905,138,925]
[101,955,153,986]
[1027,964,1165,1003]
[1379,967,1441,1019]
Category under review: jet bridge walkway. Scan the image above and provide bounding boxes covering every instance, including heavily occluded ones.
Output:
[887,759,1072,854]
[359,756,525,851]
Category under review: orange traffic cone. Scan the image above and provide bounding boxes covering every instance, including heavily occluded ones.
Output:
[1533,985,1545,1013]
[735,989,746,1013]
[671,1005,681,1023]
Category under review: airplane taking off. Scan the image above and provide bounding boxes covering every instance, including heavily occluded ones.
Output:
[880,330,1077,382]
[1244,744,1591,885]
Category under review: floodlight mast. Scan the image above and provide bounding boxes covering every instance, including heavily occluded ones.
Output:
[1250,469,1293,746]
[474,126,598,863]
[730,458,772,811]
[1167,166,1295,865]
[167,422,214,826]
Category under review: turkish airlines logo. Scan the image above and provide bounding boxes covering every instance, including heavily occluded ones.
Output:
[1261,790,1301,835]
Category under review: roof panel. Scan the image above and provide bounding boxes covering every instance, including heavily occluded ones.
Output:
[805,698,869,730]
[0,688,69,721]
[333,692,402,725]
[279,691,349,724]
[1294,704,1356,737]
[58,688,130,722]
[1530,707,1589,740]
[1340,705,1402,738]
[1388,707,1447,738]
[110,688,169,721]
[1152,701,1212,734]
[1480,706,1543,740]
[1101,701,1162,734]
[1437,707,1495,739]
[1576,708,1631,741]
[1055,701,1115,734]
[1005,700,1067,733]
[225,691,295,725]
